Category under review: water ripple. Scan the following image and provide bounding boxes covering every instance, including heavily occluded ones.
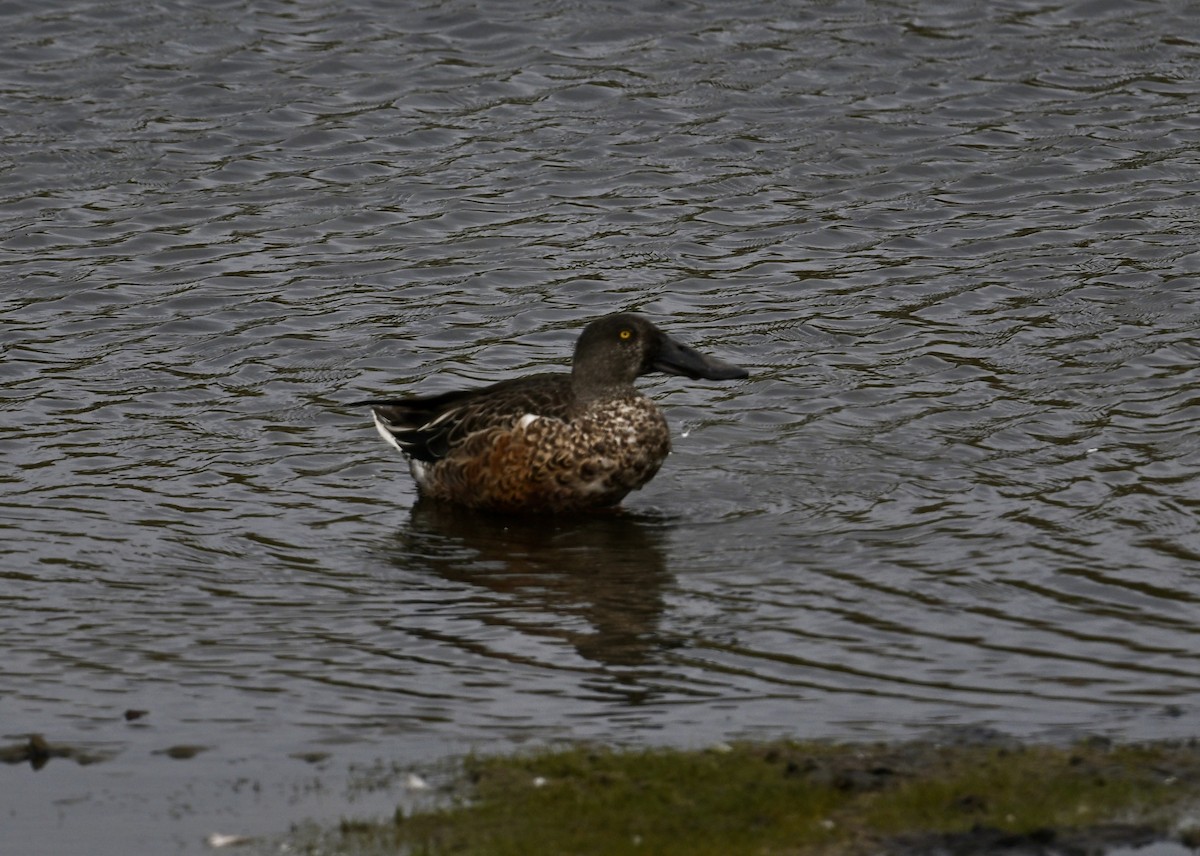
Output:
[3,0,1200,851]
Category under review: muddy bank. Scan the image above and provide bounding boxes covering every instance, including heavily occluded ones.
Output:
[267,737,1200,855]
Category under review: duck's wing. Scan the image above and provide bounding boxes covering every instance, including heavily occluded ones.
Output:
[354,373,575,462]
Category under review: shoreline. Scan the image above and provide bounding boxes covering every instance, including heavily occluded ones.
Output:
[266,737,1200,855]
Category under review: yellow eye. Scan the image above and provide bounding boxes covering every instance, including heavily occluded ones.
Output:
[619,329,632,340]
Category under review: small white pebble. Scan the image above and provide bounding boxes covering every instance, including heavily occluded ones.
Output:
[1175,812,1200,832]
[406,773,431,791]
[206,833,253,848]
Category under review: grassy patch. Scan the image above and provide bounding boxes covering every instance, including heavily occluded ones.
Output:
[284,739,1200,855]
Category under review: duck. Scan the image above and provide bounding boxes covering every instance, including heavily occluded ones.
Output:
[354,312,747,513]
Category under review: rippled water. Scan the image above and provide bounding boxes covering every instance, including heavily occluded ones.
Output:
[3,0,1200,852]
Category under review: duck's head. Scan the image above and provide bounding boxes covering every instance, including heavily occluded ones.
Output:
[572,313,748,397]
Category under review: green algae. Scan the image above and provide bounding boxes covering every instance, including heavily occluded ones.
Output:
[279,739,1200,856]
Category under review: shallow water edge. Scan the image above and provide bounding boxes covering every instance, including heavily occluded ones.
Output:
[262,736,1200,856]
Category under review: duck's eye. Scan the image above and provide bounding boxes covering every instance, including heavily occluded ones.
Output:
[619,329,633,340]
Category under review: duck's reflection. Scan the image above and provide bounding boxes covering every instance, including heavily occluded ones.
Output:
[391,499,672,669]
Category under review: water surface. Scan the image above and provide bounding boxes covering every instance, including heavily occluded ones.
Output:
[3,0,1199,852]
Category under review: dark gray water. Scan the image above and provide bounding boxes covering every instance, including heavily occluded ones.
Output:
[3,0,1200,852]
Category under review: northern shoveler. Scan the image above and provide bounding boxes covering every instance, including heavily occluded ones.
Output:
[355,312,748,513]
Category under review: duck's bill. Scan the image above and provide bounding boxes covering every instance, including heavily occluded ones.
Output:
[652,336,749,381]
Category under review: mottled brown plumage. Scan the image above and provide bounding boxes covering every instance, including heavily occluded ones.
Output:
[355,313,747,514]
